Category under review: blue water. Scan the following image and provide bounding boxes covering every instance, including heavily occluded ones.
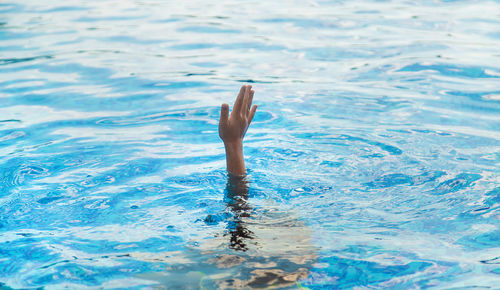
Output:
[1,0,499,288]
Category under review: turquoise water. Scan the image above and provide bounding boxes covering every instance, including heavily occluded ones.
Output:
[1,0,499,288]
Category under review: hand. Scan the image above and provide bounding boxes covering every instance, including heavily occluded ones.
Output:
[219,85,258,145]
[219,85,257,175]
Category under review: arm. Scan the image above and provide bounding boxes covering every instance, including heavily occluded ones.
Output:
[218,85,258,176]
[225,173,253,251]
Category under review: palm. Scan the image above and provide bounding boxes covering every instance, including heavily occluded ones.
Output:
[219,85,257,144]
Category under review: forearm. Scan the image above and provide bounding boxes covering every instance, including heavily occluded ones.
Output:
[224,140,246,176]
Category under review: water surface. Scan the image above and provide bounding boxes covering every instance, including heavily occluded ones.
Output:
[1,0,499,288]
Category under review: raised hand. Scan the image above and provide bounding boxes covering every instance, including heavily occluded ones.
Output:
[219,85,258,175]
[219,85,257,145]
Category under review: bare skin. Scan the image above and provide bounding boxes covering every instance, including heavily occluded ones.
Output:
[219,85,258,175]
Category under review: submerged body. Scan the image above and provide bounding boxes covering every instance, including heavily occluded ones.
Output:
[135,173,316,288]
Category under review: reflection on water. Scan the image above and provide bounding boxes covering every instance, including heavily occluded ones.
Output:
[224,174,255,252]
[136,174,316,289]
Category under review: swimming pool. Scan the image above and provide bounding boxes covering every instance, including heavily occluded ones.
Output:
[1,0,499,288]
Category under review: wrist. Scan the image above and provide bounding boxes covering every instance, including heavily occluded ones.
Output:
[223,139,245,176]
[224,140,243,151]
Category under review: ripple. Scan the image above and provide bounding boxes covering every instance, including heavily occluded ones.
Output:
[397,63,499,79]
[341,135,403,156]
[431,173,482,195]
[0,131,25,143]
[177,26,240,34]
[365,173,413,188]
[37,195,66,205]
[0,55,53,65]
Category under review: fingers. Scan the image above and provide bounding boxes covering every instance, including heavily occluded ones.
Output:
[246,89,254,115]
[231,85,246,118]
[242,85,252,116]
[219,103,229,125]
[230,84,254,119]
[248,104,258,124]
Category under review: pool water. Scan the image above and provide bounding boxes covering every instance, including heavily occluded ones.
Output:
[1,0,499,288]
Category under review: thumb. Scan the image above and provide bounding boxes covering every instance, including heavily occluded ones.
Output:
[219,103,229,125]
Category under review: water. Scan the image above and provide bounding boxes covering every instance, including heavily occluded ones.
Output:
[1,0,499,288]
